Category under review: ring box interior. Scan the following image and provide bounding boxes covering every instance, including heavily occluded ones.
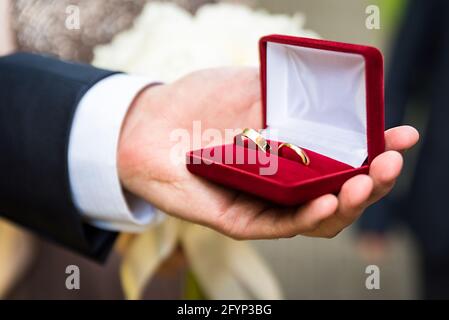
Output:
[186,35,385,206]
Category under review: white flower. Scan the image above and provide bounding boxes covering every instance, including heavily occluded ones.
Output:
[93,2,318,81]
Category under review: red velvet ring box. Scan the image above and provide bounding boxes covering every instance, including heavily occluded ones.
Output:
[186,35,385,206]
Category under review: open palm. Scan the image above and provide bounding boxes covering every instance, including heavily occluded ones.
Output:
[118,67,419,239]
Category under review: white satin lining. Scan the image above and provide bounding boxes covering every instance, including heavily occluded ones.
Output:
[264,42,368,168]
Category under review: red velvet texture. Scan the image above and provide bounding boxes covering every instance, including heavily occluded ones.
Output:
[186,35,384,206]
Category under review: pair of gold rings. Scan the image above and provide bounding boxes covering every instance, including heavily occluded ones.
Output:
[237,128,310,166]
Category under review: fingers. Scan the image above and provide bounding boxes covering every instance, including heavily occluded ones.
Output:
[302,175,374,238]
[210,125,418,241]
[385,125,419,152]
[311,152,404,239]
[305,151,404,239]
[220,194,338,240]
[367,150,403,204]
[336,175,374,225]
[219,150,402,240]
[285,194,339,237]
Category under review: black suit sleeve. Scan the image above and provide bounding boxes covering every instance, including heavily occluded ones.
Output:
[0,53,119,262]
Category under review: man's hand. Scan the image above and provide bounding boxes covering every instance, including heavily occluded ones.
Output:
[117,67,419,240]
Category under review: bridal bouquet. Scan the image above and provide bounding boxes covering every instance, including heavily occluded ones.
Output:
[93,2,318,300]
[94,2,318,81]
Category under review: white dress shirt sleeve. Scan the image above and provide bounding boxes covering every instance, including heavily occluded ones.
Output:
[68,74,164,233]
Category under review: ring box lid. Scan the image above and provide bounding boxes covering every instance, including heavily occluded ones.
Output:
[259,35,385,167]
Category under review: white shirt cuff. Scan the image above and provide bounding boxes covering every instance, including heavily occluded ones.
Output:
[68,74,163,233]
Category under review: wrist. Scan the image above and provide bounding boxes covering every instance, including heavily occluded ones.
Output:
[117,83,166,191]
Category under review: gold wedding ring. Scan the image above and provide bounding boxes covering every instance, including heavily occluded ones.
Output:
[278,143,310,166]
[238,128,271,152]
